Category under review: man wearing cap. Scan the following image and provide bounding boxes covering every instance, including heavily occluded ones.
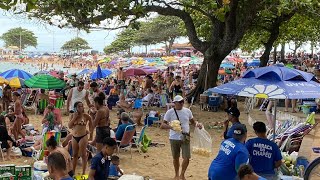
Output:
[224,107,242,139]
[245,122,282,180]
[208,124,249,180]
[161,95,202,180]
[67,73,79,88]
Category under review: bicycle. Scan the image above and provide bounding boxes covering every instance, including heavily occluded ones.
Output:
[304,157,320,179]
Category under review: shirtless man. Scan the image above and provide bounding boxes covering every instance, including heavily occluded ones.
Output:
[117,67,125,91]
[12,92,25,140]
[91,93,110,152]
[88,82,102,140]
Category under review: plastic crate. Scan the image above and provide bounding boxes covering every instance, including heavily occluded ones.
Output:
[303,101,317,112]
[208,96,220,107]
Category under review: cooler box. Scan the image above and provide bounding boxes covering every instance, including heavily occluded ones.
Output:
[303,101,317,112]
[15,165,32,179]
[208,96,221,107]
[0,165,15,176]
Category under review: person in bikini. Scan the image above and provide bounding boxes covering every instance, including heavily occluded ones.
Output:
[68,101,92,175]
[91,93,110,152]
[12,92,25,140]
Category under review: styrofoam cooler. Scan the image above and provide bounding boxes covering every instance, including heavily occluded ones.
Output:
[303,101,317,112]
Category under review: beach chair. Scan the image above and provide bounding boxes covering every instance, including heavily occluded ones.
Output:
[32,131,61,161]
[159,93,169,108]
[133,125,147,154]
[116,125,136,159]
[23,91,39,115]
[54,97,65,109]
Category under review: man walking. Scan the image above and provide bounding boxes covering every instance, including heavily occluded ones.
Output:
[161,95,202,180]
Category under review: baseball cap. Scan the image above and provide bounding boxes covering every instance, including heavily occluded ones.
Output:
[173,95,184,103]
[226,107,240,118]
[233,124,247,136]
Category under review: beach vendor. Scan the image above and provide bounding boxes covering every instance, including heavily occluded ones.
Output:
[208,124,249,180]
[245,122,282,179]
[223,107,242,139]
[161,95,202,180]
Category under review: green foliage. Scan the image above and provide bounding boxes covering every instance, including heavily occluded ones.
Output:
[104,15,183,54]
[1,27,37,50]
[61,37,91,53]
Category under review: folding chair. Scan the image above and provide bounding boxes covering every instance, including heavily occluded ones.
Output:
[133,125,147,154]
[116,125,136,158]
[24,90,39,115]
[37,99,49,115]
[33,131,61,161]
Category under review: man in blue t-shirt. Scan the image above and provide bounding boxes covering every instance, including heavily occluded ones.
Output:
[47,152,73,180]
[245,122,282,179]
[89,137,117,180]
[116,112,134,140]
[208,124,249,180]
[224,107,242,139]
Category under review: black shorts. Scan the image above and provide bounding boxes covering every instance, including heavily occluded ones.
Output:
[1,141,9,149]
[95,126,110,143]
[118,80,125,89]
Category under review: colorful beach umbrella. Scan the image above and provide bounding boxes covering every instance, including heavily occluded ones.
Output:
[77,69,94,76]
[125,68,149,77]
[0,69,32,79]
[90,67,112,80]
[0,77,8,85]
[8,77,25,88]
[25,75,66,89]
[220,63,235,69]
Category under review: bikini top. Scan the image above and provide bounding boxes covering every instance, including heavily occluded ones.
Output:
[74,118,87,126]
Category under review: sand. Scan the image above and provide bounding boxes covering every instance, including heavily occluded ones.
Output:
[0,102,312,179]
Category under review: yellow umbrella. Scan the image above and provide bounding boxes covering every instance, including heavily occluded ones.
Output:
[0,77,8,85]
[8,77,25,88]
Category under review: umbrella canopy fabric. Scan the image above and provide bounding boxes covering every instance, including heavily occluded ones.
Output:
[0,69,32,79]
[125,68,149,77]
[248,59,260,67]
[0,77,8,85]
[90,68,112,80]
[77,69,94,76]
[220,63,235,69]
[25,75,66,89]
[34,70,50,75]
[8,77,25,88]
[209,65,320,99]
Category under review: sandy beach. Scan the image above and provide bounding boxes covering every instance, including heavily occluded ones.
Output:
[0,100,300,180]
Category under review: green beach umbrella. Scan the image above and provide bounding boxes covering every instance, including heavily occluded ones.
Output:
[25,74,66,89]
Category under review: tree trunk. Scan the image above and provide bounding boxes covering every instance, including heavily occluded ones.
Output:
[311,41,314,56]
[293,41,298,55]
[145,45,148,54]
[186,49,223,101]
[167,38,175,55]
[273,46,277,63]
[260,28,280,67]
[280,43,285,62]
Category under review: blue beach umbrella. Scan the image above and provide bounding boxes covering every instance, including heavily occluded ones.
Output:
[90,66,112,80]
[0,69,33,79]
[220,63,235,69]
[77,69,94,76]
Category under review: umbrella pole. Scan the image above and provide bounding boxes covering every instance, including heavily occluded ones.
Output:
[205,64,208,90]
[272,99,277,142]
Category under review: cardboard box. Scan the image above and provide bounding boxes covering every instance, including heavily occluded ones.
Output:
[15,166,32,178]
[0,165,15,176]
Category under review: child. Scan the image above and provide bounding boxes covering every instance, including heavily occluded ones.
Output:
[109,155,123,177]
[42,105,55,132]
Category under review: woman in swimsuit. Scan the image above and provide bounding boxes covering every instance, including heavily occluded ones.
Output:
[91,93,110,152]
[12,92,25,140]
[170,76,184,97]
[68,101,92,175]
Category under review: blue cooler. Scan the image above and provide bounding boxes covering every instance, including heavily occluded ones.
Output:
[208,96,221,111]
[303,101,317,113]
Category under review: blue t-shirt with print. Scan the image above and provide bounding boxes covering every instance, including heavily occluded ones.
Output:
[91,152,110,180]
[109,163,119,177]
[208,138,249,180]
[226,122,242,139]
[116,123,134,140]
[245,137,282,175]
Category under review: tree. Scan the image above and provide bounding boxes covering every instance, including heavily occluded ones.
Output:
[17,0,320,99]
[61,37,91,53]
[104,28,137,54]
[1,27,37,50]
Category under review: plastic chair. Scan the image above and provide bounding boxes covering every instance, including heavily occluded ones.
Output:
[116,125,136,158]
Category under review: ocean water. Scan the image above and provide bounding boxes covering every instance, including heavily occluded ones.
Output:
[0,61,78,75]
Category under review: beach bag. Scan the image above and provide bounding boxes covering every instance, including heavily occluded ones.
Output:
[192,127,212,157]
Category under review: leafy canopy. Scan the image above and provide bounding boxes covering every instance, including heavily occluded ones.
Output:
[61,37,91,52]
[1,27,37,50]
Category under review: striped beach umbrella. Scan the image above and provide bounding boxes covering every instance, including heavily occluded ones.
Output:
[25,75,66,89]
[0,69,33,79]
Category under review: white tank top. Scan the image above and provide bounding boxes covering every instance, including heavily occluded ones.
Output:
[69,87,87,110]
